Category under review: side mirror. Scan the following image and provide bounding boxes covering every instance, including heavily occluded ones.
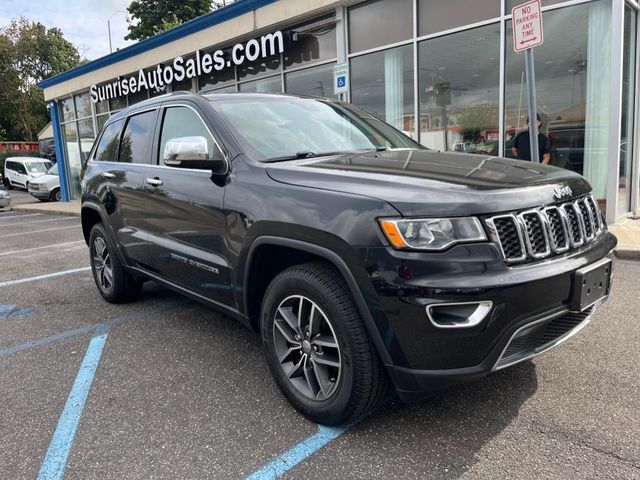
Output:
[163,136,228,174]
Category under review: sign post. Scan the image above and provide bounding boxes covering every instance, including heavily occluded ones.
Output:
[512,0,544,163]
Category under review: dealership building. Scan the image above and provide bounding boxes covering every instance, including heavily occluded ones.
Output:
[39,0,639,224]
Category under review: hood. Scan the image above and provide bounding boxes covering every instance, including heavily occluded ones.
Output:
[31,173,59,184]
[265,149,591,216]
[28,171,46,179]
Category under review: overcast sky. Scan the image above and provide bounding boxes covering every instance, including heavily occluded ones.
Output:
[0,0,136,60]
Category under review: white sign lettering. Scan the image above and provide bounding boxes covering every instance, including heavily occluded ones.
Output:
[512,0,544,52]
[90,31,284,104]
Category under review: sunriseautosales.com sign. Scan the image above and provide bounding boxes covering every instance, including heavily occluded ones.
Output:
[90,31,284,104]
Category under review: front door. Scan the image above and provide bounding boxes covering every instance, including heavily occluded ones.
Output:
[144,103,232,307]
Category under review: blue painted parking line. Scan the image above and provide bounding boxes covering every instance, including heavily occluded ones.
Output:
[0,267,91,288]
[0,302,178,359]
[246,424,348,480]
[0,304,34,319]
[38,332,108,480]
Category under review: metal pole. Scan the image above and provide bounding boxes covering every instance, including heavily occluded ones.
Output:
[524,48,539,163]
[108,19,113,54]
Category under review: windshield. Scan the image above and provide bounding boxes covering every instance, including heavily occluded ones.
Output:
[209,96,423,161]
[24,161,52,174]
[47,163,59,175]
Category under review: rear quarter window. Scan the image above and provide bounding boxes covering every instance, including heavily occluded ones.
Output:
[94,119,124,162]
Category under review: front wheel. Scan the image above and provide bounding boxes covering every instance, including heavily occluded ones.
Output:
[261,262,388,425]
[89,223,142,303]
[50,188,61,202]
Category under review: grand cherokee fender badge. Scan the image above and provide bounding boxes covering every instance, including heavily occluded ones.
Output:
[553,185,573,200]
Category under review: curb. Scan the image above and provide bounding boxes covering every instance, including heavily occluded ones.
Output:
[11,204,81,217]
[614,248,640,261]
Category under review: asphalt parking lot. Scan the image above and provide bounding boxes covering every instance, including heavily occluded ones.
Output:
[0,206,639,480]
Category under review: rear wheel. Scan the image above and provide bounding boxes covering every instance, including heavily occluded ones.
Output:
[261,262,388,425]
[89,223,142,303]
[3,178,12,190]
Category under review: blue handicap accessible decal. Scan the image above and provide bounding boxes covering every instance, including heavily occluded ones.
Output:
[0,304,34,319]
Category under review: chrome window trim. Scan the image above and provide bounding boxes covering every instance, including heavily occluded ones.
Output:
[485,213,528,263]
[517,209,550,259]
[425,301,493,329]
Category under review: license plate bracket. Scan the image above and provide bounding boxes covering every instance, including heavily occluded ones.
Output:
[570,259,612,311]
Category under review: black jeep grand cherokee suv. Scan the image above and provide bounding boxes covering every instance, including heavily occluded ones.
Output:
[81,92,616,425]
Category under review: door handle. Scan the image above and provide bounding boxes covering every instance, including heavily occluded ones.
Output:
[145,177,163,187]
[101,171,115,179]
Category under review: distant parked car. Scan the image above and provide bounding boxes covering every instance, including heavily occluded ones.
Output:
[0,186,10,210]
[3,157,53,191]
[28,162,61,202]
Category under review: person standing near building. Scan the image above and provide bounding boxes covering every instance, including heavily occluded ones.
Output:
[511,114,551,164]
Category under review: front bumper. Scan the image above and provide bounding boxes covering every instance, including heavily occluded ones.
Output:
[29,189,51,199]
[357,231,616,401]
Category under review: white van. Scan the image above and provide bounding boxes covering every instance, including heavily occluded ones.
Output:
[3,157,53,190]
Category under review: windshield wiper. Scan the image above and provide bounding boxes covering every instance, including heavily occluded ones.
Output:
[263,151,350,163]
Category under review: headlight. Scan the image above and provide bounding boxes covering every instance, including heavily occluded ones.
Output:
[40,184,48,191]
[379,217,487,251]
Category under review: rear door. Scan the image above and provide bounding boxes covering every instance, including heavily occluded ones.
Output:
[143,102,232,306]
[13,162,28,188]
[92,110,158,267]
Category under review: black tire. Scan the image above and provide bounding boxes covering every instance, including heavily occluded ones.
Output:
[50,188,61,202]
[3,178,13,190]
[89,223,142,303]
[261,262,388,425]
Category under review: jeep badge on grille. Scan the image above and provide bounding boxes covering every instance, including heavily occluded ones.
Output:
[553,185,573,200]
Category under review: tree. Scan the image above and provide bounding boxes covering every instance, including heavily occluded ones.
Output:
[0,18,81,141]
[125,0,223,41]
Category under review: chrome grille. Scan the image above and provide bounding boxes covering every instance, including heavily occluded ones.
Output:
[487,195,604,264]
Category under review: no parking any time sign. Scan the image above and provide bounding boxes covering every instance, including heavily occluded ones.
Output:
[512,0,544,52]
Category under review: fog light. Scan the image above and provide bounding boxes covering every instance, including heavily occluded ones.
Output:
[426,301,493,328]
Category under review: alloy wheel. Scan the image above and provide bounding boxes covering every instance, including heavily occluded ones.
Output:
[92,237,113,292]
[273,295,342,401]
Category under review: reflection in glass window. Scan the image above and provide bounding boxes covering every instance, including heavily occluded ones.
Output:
[418,0,500,36]
[506,0,565,11]
[237,54,280,81]
[285,63,337,99]
[74,92,92,119]
[351,45,415,136]
[348,0,412,53]
[284,17,336,68]
[119,110,156,164]
[127,87,148,106]
[418,24,500,154]
[504,1,612,202]
[619,5,637,216]
[95,120,123,162]
[60,97,75,122]
[96,100,109,115]
[238,76,282,93]
[110,96,127,110]
[198,48,235,91]
[61,122,79,198]
[96,114,109,132]
[159,107,216,165]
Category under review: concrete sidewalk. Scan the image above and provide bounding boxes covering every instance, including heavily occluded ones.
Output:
[12,200,81,217]
[9,200,640,259]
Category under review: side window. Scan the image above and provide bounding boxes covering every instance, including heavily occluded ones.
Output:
[5,161,13,171]
[119,110,156,164]
[15,163,26,174]
[159,106,218,165]
[94,119,124,161]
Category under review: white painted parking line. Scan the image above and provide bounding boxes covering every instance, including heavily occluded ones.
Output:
[0,225,79,238]
[0,241,85,257]
[0,267,91,288]
[0,216,78,226]
[0,213,44,222]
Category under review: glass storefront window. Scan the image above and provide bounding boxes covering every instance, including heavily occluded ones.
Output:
[619,5,637,217]
[209,84,238,93]
[237,55,280,81]
[238,76,282,93]
[506,0,566,11]
[60,97,75,122]
[74,92,92,119]
[96,114,109,131]
[504,1,612,203]
[128,88,148,106]
[285,63,337,99]
[348,0,413,53]
[351,45,414,135]
[418,23,500,154]
[284,17,336,68]
[95,100,109,115]
[198,48,236,91]
[418,0,500,36]
[110,96,127,110]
